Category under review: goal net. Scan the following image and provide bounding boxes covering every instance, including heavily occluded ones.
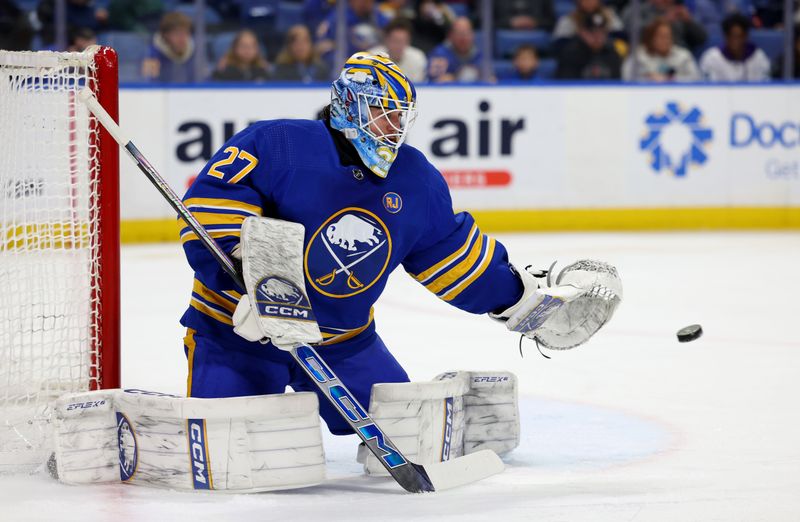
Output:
[0,47,120,472]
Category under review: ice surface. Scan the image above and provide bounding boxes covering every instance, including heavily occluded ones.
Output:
[2,232,799,521]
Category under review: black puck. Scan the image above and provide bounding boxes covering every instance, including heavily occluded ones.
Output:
[677,324,703,342]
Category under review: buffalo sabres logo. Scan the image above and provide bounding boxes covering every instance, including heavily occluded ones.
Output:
[305,208,392,298]
[116,412,138,482]
[255,276,316,322]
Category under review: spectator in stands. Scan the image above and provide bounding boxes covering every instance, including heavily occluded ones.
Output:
[772,25,800,79]
[699,13,771,81]
[556,11,622,79]
[554,0,623,41]
[36,0,108,47]
[495,0,556,32]
[622,0,707,53]
[141,12,200,83]
[211,29,270,82]
[413,0,456,53]
[273,24,332,82]
[0,0,34,51]
[378,0,415,20]
[316,0,389,66]
[428,16,482,82]
[510,44,541,80]
[623,18,699,81]
[66,26,96,53]
[107,0,164,33]
[691,0,750,28]
[368,17,427,82]
[304,0,336,37]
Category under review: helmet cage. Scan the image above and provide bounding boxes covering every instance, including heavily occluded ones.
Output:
[355,92,418,152]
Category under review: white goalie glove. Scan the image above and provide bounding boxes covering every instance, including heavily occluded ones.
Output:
[490,260,622,350]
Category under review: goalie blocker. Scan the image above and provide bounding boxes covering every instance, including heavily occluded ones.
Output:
[52,389,325,492]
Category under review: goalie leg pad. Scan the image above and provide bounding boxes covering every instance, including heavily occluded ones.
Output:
[438,371,520,456]
[53,389,325,492]
[360,371,520,476]
[361,375,469,476]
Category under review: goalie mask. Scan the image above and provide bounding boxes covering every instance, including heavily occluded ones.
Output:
[330,52,418,178]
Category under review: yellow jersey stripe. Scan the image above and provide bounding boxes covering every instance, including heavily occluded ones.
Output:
[425,234,485,295]
[320,308,374,345]
[190,297,233,325]
[193,279,238,313]
[184,328,197,397]
[221,290,242,301]
[183,197,262,216]
[412,223,479,284]
[442,238,497,302]
[180,228,241,244]
[182,211,248,227]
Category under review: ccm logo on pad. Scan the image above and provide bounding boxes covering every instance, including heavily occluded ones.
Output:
[188,419,212,490]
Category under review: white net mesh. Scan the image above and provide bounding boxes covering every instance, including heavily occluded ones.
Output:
[0,49,104,471]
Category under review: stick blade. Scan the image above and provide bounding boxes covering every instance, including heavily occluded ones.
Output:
[423,450,504,491]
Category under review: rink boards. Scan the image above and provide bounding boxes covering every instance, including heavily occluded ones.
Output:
[114,84,800,241]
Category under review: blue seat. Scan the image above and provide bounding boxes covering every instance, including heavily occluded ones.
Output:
[494,58,557,81]
[750,29,784,62]
[695,24,723,58]
[171,3,223,25]
[494,60,516,80]
[96,31,151,66]
[277,1,305,32]
[555,0,574,19]
[538,58,557,79]
[209,31,238,61]
[449,3,471,17]
[15,0,39,11]
[495,29,552,58]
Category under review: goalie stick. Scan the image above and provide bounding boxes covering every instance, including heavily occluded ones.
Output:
[78,89,503,493]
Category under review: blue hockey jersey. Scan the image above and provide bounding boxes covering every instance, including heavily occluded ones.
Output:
[180,118,522,352]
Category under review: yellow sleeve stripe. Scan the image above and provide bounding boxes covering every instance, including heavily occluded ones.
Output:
[441,237,497,302]
[190,297,233,325]
[183,198,262,216]
[193,279,238,313]
[412,223,479,284]
[424,233,485,295]
[181,211,248,228]
[180,228,242,244]
[221,290,242,301]
[319,308,374,345]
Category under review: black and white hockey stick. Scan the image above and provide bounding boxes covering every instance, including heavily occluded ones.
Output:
[79,89,503,493]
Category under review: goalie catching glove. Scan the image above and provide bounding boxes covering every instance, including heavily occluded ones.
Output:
[491,260,622,350]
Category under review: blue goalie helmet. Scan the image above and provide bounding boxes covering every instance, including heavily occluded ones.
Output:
[330,52,418,178]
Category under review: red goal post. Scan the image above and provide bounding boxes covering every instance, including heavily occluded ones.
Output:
[0,46,120,471]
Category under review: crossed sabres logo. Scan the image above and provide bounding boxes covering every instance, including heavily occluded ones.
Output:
[640,102,713,177]
[305,208,392,299]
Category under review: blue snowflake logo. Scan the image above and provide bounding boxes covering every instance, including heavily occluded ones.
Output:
[640,102,713,177]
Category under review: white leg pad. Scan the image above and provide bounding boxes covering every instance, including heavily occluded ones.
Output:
[443,372,520,456]
[362,375,469,476]
[52,389,325,492]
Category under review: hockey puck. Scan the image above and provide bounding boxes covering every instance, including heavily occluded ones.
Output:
[677,324,703,342]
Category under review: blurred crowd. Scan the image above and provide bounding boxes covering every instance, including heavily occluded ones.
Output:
[1,0,798,83]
